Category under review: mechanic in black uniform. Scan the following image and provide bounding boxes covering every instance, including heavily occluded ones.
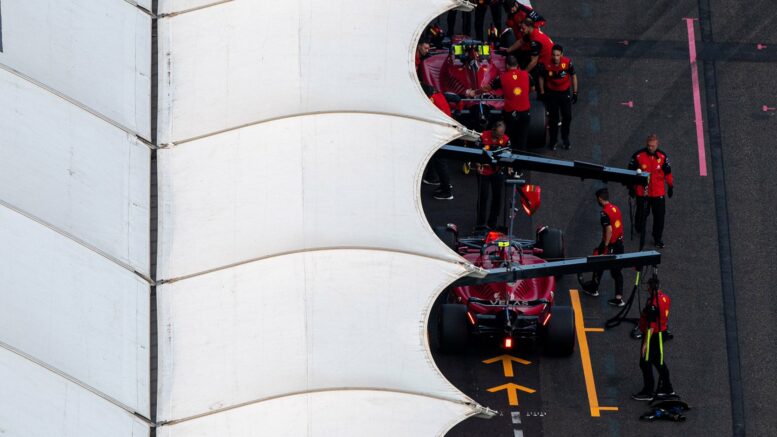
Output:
[474,0,502,43]
[538,44,578,150]
[582,189,626,307]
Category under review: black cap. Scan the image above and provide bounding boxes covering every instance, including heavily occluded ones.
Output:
[595,188,609,199]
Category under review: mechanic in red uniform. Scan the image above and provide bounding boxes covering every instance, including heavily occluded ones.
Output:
[538,44,578,150]
[583,188,626,306]
[628,134,674,249]
[466,55,532,150]
[475,121,511,229]
[474,0,502,43]
[503,0,546,37]
[632,276,675,401]
[416,40,431,79]
[507,17,554,76]
[421,84,455,200]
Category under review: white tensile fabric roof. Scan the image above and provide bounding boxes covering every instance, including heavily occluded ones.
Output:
[155,0,486,434]
[0,0,152,435]
[1,0,505,435]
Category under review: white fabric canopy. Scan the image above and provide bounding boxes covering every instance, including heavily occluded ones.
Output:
[157,113,463,281]
[0,205,150,416]
[155,0,485,435]
[157,390,475,437]
[0,0,151,139]
[0,68,151,277]
[157,249,471,422]
[0,347,148,437]
[157,0,463,145]
[1,0,152,432]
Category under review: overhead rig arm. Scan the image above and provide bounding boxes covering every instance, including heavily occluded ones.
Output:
[438,144,648,186]
[453,251,661,287]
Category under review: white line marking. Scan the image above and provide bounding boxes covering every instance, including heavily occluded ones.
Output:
[511,411,522,424]
[514,430,524,437]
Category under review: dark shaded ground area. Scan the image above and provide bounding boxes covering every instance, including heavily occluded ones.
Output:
[423,1,777,436]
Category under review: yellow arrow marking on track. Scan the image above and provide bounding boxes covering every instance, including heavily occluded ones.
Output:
[482,354,532,377]
[487,383,536,406]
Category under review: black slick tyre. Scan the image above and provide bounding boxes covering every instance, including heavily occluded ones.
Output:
[434,225,457,251]
[438,303,469,354]
[542,306,575,356]
[528,99,548,148]
[537,227,564,260]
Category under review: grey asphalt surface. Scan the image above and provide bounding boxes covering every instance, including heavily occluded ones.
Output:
[423,1,777,436]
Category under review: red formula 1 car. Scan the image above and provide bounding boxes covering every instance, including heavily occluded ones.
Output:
[432,180,574,355]
[435,223,575,356]
[418,38,547,146]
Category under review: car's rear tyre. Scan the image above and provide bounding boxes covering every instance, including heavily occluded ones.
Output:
[537,227,564,260]
[528,99,548,148]
[438,303,469,354]
[542,306,575,356]
[434,225,458,252]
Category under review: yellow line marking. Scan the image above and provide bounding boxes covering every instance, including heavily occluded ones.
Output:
[482,354,532,377]
[487,383,536,406]
[570,289,619,417]
[585,328,605,333]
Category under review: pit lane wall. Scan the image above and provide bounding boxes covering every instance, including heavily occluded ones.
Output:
[0,1,151,436]
[154,0,484,435]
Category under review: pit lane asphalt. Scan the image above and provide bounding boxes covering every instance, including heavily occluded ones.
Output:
[424,1,777,436]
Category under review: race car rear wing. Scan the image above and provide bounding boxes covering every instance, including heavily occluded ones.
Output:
[453,251,661,286]
[438,144,648,186]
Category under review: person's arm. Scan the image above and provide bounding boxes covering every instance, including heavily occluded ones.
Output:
[537,72,545,95]
[602,225,613,249]
[526,54,538,72]
[627,152,640,197]
[663,153,674,197]
[598,211,611,253]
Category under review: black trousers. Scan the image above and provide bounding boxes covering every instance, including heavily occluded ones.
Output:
[635,196,666,249]
[504,110,530,151]
[640,331,673,393]
[474,2,502,42]
[593,238,624,297]
[447,10,472,37]
[425,152,451,188]
[545,89,572,145]
[476,171,506,229]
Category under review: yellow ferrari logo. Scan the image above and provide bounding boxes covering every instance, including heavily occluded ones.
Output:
[512,74,518,80]
[514,87,523,96]
[562,63,567,68]
[642,164,648,170]
[615,220,622,228]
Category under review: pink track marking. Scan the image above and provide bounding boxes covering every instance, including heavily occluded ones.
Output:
[684,18,708,176]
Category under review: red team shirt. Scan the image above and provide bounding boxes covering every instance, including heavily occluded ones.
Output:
[499,69,531,112]
[629,149,674,197]
[542,56,575,91]
[600,203,624,244]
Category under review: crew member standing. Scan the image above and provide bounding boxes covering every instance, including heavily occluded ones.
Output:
[632,277,675,401]
[538,44,578,150]
[474,0,502,43]
[507,18,554,77]
[628,134,674,249]
[416,41,431,80]
[475,121,511,229]
[421,84,455,200]
[583,189,626,306]
[467,56,532,150]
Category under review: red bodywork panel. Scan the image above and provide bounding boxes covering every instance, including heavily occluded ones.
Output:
[452,247,555,317]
